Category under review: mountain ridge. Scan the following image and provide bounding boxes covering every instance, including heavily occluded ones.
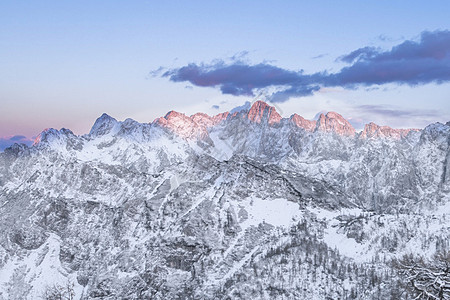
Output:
[0,100,449,299]
[16,101,427,152]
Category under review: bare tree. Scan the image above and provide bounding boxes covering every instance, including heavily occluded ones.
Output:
[41,280,75,300]
[394,251,450,300]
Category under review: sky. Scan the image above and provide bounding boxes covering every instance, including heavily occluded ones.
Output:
[1,1,450,149]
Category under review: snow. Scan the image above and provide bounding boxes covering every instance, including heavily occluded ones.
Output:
[238,197,303,229]
[323,220,370,262]
[309,207,373,262]
[220,246,259,282]
[1,101,449,299]
[430,196,450,216]
[208,130,234,161]
[0,234,83,300]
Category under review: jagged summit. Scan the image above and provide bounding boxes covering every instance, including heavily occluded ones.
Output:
[315,112,356,136]
[33,128,57,145]
[81,101,420,141]
[163,110,185,120]
[360,122,417,139]
[156,110,195,127]
[190,112,229,128]
[89,113,119,136]
[33,128,75,146]
[290,114,316,132]
[25,101,424,151]
[155,110,209,139]
[246,100,282,125]
[3,142,28,155]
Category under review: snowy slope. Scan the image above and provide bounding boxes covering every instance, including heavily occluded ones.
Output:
[0,101,449,299]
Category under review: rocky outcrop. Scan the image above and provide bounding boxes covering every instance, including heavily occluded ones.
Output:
[245,101,282,125]
[290,114,316,132]
[315,112,356,136]
[1,101,448,300]
[360,122,418,139]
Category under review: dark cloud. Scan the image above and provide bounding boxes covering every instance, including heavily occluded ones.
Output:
[338,46,381,63]
[0,135,33,151]
[270,85,321,103]
[211,105,220,109]
[159,30,450,102]
[163,62,313,98]
[334,30,450,87]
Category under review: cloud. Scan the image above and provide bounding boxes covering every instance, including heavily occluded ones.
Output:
[338,46,381,64]
[270,85,321,102]
[349,104,445,129]
[0,135,33,151]
[311,53,328,59]
[148,66,165,78]
[211,105,220,109]
[355,105,440,118]
[9,135,27,141]
[334,30,450,87]
[229,50,250,61]
[162,62,317,100]
[158,30,450,102]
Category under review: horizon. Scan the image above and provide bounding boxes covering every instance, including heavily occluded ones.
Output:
[1,1,450,149]
[1,99,444,151]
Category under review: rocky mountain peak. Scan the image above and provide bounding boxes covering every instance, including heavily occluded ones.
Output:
[315,112,356,136]
[190,112,214,128]
[3,142,29,156]
[191,112,231,129]
[163,110,184,120]
[212,111,230,123]
[32,128,60,146]
[246,101,282,125]
[290,114,316,132]
[89,113,119,136]
[31,128,77,150]
[360,122,417,139]
[155,110,208,139]
[158,110,195,126]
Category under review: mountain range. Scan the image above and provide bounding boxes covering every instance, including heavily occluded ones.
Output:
[0,101,449,299]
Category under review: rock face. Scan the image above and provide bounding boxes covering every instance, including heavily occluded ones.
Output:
[360,122,419,139]
[0,101,449,300]
[290,114,316,131]
[89,113,119,137]
[315,112,356,136]
[246,100,282,125]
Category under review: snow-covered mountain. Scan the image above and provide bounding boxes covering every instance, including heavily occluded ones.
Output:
[0,101,449,299]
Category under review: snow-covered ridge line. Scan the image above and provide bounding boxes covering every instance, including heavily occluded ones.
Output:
[0,103,449,299]
[25,100,430,150]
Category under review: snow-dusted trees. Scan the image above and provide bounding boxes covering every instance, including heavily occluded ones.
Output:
[394,251,450,299]
[41,280,75,300]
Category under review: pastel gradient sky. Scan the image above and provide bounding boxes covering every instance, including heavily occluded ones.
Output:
[1,1,450,149]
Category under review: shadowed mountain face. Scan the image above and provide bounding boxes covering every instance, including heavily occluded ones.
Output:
[0,101,449,299]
